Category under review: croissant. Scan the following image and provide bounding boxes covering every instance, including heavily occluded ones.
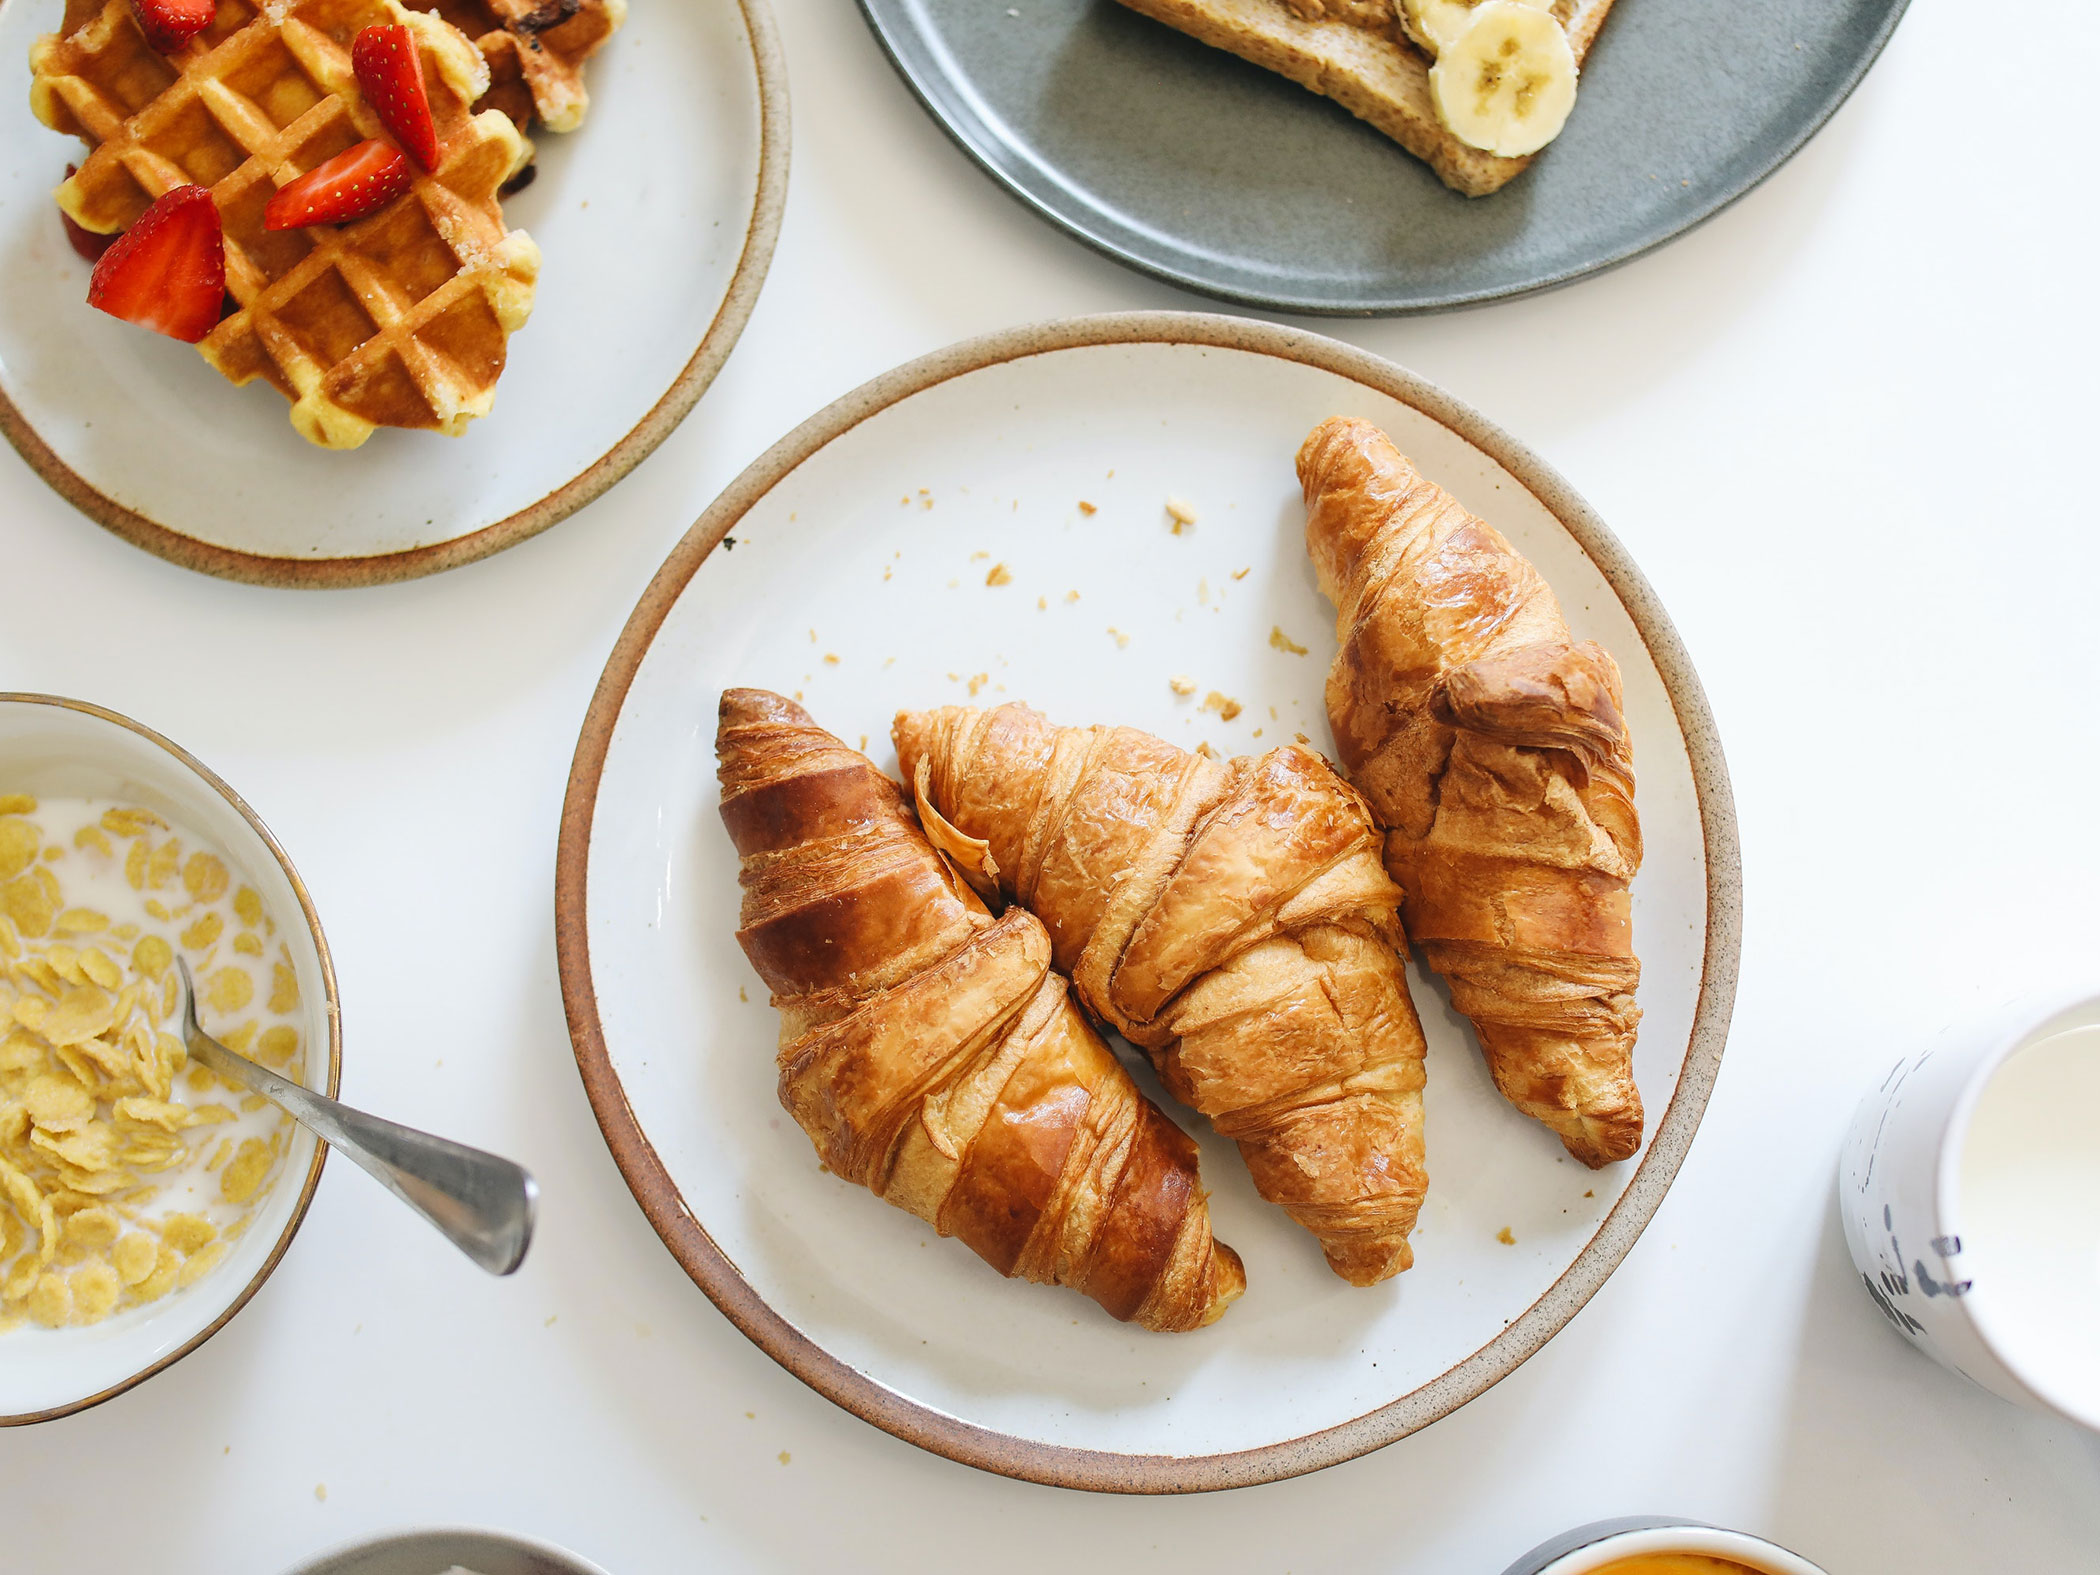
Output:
[716,689,1244,1331]
[893,703,1429,1286]
[1298,416,1644,1167]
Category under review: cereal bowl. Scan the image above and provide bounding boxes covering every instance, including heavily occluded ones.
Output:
[0,693,339,1424]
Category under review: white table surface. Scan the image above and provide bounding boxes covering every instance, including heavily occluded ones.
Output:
[5,1,2098,1569]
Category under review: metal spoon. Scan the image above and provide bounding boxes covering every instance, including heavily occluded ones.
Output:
[175,958,537,1275]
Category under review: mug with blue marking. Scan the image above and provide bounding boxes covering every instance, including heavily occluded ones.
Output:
[1839,993,2100,1433]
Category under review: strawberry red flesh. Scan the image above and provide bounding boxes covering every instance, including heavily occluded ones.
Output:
[263,140,412,231]
[352,24,439,171]
[87,184,226,343]
[129,0,215,54]
[60,165,117,261]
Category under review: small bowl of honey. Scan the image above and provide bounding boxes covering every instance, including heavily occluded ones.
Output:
[1501,1518,1827,1575]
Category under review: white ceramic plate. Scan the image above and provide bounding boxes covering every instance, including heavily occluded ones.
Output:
[0,695,340,1425]
[556,314,1741,1491]
[0,0,787,586]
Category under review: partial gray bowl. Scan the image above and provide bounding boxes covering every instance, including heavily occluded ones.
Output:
[858,0,1911,314]
[283,1528,610,1575]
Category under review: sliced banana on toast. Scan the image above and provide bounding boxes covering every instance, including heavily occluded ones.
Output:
[1427,0,1578,158]
[1399,0,1550,58]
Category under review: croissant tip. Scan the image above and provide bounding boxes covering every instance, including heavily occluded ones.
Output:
[718,687,813,734]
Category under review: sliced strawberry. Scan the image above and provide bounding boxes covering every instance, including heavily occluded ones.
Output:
[87,185,225,342]
[59,166,117,262]
[129,0,215,54]
[263,140,411,231]
[352,24,439,171]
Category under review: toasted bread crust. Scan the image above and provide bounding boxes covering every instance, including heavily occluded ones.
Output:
[1113,0,1614,197]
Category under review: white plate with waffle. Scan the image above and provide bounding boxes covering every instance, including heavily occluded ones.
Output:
[0,0,786,586]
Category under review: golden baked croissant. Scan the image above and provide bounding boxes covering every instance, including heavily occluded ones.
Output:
[893,704,1429,1285]
[1299,416,1643,1167]
[717,689,1244,1331]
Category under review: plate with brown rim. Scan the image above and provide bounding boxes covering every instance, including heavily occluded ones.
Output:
[554,311,1741,1492]
[0,0,787,588]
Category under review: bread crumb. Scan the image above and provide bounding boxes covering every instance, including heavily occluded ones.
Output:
[1064,590,1080,603]
[808,628,817,643]
[1196,577,1209,606]
[778,1451,791,1466]
[1583,1189,1594,1198]
[947,579,959,589]
[823,653,840,665]
[1195,741,1217,759]
[970,550,989,561]
[985,563,1013,586]
[1169,675,1195,697]
[1294,731,1310,744]
[1251,728,1263,738]
[857,734,867,751]
[1107,628,1130,649]
[967,674,988,697]
[1201,692,1242,722]
[1077,500,1097,516]
[739,987,747,1002]
[1496,1227,1516,1245]
[1232,566,1250,580]
[1269,626,1308,656]
[1037,596,1047,610]
[882,566,892,581]
[1165,496,1198,533]
[314,1484,327,1502]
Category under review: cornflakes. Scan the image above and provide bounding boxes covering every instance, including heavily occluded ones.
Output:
[0,799,309,1329]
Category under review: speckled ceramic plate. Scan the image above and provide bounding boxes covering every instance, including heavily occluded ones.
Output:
[556,313,1741,1492]
[857,0,1909,314]
[0,0,787,586]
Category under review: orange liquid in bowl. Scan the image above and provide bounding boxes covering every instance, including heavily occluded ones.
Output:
[1592,1559,1764,1575]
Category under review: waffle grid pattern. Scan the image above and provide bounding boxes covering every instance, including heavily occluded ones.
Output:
[31,0,538,448]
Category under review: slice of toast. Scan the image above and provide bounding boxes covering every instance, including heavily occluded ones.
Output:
[1112,0,1615,196]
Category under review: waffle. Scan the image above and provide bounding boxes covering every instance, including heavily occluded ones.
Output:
[429,0,626,133]
[31,0,539,448]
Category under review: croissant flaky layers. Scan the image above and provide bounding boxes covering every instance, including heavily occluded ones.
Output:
[1298,416,1645,1167]
[893,704,1430,1286]
[716,689,1244,1331]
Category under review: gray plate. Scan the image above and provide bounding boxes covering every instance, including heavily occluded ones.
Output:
[857,0,1910,314]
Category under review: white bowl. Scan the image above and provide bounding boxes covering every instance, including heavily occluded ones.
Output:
[283,1526,611,1575]
[1502,1517,1828,1574]
[0,693,339,1425]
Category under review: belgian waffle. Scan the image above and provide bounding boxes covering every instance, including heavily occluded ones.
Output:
[429,0,626,133]
[31,0,539,448]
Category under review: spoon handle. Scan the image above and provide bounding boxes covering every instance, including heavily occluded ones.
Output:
[184,1028,537,1277]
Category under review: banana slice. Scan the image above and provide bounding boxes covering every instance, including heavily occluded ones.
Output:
[1428,1,1578,158]
[1399,0,1550,59]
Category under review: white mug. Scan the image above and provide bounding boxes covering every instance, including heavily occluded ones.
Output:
[1839,993,2100,1432]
